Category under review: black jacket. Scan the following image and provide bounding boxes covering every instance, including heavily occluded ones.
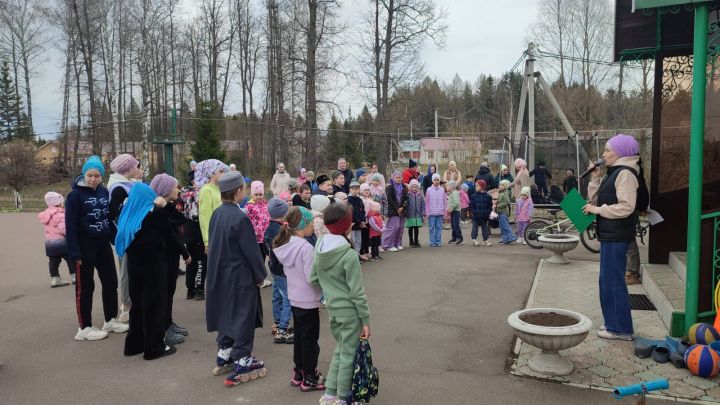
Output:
[348,195,366,230]
[530,166,552,185]
[163,203,189,260]
[65,175,112,260]
[474,166,496,190]
[384,183,408,217]
[563,176,578,193]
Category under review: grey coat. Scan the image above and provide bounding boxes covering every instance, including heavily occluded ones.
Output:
[206,203,267,340]
[406,191,425,219]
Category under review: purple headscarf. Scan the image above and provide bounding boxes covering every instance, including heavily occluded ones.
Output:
[391,170,403,199]
[607,134,640,158]
[194,159,229,188]
[150,173,178,197]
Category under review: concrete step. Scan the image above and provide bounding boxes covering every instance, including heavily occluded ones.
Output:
[669,251,687,284]
[642,263,685,331]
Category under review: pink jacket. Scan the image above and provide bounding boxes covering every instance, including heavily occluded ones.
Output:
[459,190,470,209]
[38,207,66,241]
[515,197,534,223]
[245,200,270,243]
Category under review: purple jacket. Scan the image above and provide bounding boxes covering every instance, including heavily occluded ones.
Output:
[425,185,447,216]
[273,236,322,309]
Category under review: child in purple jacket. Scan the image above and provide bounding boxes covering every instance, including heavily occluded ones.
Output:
[425,173,447,247]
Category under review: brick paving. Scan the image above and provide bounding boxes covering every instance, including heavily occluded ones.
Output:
[511,259,720,403]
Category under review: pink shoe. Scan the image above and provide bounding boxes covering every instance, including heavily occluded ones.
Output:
[291,368,303,387]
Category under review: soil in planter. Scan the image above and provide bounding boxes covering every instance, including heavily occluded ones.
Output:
[520,312,578,327]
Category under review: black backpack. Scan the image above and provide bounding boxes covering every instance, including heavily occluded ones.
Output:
[620,161,649,213]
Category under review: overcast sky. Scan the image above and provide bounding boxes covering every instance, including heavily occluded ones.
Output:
[31,0,538,138]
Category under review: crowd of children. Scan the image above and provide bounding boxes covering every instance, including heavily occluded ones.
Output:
[38,154,552,404]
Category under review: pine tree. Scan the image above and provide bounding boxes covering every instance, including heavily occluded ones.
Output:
[191,101,225,162]
[0,60,21,142]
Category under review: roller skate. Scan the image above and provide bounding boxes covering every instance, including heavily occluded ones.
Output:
[300,370,326,392]
[212,347,233,376]
[224,355,267,387]
[290,368,303,387]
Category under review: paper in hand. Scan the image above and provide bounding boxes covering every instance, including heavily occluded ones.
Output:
[559,188,596,233]
[645,208,664,226]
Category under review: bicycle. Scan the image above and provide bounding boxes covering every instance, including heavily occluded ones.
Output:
[524,208,650,254]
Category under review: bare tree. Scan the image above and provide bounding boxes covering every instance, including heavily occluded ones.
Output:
[0,140,37,209]
[530,0,572,87]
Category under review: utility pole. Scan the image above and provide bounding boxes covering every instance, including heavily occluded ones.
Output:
[410,121,413,141]
[434,109,438,138]
[527,42,536,171]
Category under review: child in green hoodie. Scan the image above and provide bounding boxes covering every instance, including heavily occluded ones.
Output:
[310,203,371,405]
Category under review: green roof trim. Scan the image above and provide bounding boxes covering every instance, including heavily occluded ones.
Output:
[634,0,705,9]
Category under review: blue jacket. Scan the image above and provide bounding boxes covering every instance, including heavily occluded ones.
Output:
[470,191,493,221]
[65,175,112,260]
[264,221,284,277]
[464,180,476,198]
[348,195,366,230]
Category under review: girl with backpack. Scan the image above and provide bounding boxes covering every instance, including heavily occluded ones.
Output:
[310,203,371,405]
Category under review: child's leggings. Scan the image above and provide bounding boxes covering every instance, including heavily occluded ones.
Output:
[325,314,362,398]
[517,221,529,237]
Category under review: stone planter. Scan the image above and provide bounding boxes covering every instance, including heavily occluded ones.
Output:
[538,234,579,264]
[508,308,592,376]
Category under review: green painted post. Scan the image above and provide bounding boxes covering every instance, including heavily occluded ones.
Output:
[164,108,177,177]
[684,3,709,331]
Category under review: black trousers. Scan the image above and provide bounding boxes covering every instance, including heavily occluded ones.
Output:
[360,227,370,255]
[75,239,118,329]
[49,256,76,278]
[125,251,167,360]
[370,236,381,258]
[292,307,320,374]
[166,252,180,328]
[407,227,420,245]
[185,242,206,292]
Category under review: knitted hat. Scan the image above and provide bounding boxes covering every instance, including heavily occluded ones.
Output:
[360,183,370,193]
[218,171,245,193]
[150,173,178,197]
[44,191,64,207]
[250,181,264,195]
[110,154,139,175]
[190,160,197,168]
[349,180,361,188]
[267,197,289,219]
[409,179,420,188]
[607,134,640,158]
[475,179,487,189]
[356,168,366,179]
[300,168,307,174]
[371,173,382,182]
[499,179,511,189]
[409,159,418,168]
[432,173,441,181]
[391,170,402,179]
[369,201,381,212]
[334,192,348,202]
[295,206,314,230]
[460,183,469,191]
[287,178,299,189]
[331,170,343,180]
[82,155,105,176]
[501,164,508,171]
[448,180,457,189]
[278,191,291,201]
[310,195,331,214]
[521,186,531,196]
[306,170,314,179]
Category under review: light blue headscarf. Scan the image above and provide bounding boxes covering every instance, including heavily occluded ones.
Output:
[115,183,157,257]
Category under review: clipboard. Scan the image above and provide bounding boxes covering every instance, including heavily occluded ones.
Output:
[559,188,596,233]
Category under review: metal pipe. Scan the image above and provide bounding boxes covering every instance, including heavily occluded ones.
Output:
[684,3,709,331]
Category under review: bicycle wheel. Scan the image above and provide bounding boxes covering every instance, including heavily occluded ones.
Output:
[524,219,554,249]
[580,222,601,253]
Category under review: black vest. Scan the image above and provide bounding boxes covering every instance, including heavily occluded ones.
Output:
[596,166,639,241]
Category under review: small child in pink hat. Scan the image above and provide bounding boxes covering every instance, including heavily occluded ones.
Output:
[37,191,76,288]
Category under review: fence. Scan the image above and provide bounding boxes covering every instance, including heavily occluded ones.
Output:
[0,183,72,212]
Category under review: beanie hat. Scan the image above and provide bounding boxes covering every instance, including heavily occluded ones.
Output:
[190,160,197,168]
[409,179,420,188]
[300,168,307,174]
[267,197,289,219]
[250,181,264,195]
[294,206,314,230]
[607,134,640,158]
[310,195,331,214]
[331,170,343,180]
[349,180,361,188]
[82,155,105,177]
[409,159,418,168]
[150,173,178,197]
[287,178,299,190]
[501,164,508,171]
[371,173,382,182]
[369,201,381,212]
[448,180,457,189]
[514,158,527,169]
[521,186,531,196]
[334,192,348,203]
[278,191,291,201]
[500,179,511,189]
[306,170,315,179]
[110,154,139,175]
[356,168,366,179]
[460,183,469,191]
[475,179,487,189]
[44,191,64,207]
[218,171,245,193]
[360,183,370,193]
[432,173,441,181]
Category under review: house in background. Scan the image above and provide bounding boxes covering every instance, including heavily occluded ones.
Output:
[398,140,421,161]
[419,137,483,167]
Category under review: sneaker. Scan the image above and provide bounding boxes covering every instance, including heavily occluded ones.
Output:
[378,247,385,253]
[260,279,273,288]
[521,240,527,245]
[387,247,398,252]
[74,326,108,341]
[274,329,294,344]
[193,290,205,301]
[169,322,188,336]
[456,240,464,246]
[371,257,381,262]
[291,368,304,387]
[146,344,177,360]
[484,241,492,246]
[599,325,607,331]
[71,274,76,284]
[396,246,403,251]
[186,289,195,300]
[472,239,480,247]
[300,371,326,392]
[598,330,633,341]
[117,306,130,323]
[165,329,185,345]
[448,239,457,244]
[50,277,69,288]
[625,273,642,285]
[319,394,337,405]
[102,318,129,333]
[415,242,421,247]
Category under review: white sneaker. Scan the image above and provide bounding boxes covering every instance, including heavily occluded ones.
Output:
[102,318,129,333]
[484,241,492,246]
[378,247,385,253]
[118,306,130,323]
[521,240,527,245]
[598,329,633,341]
[472,239,480,247]
[396,246,403,251]
[75,327,108,341]
[50,277,69,288]
[260,279,273,288]
[387,247,398,252]
[71,274,76,284]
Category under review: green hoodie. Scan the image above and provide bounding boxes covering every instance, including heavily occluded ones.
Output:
[310,235,370,326]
